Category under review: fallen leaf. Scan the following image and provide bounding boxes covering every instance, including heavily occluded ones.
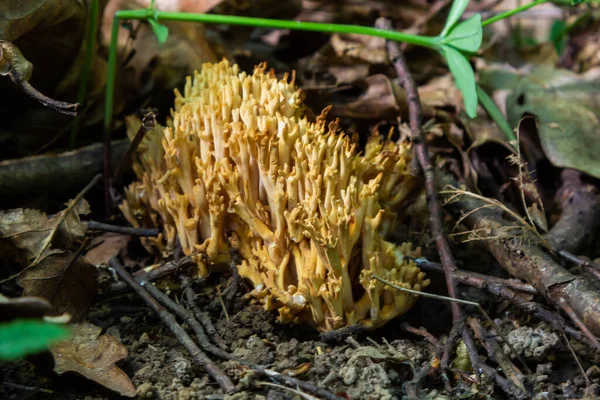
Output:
[17,251,97,321]
[0,319,70,361]
[0,199,90,268]
[330,33,387,64]
[480,64,600,178]
[329,74,400,120]
[84,233,130,266]
[50,322,136,398]
[0,1,111,155]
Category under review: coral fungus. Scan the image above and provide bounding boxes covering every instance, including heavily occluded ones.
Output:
[120,60,429,331]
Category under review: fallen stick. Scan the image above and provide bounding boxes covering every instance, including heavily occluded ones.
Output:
[442,179,600,338]
[546,169,600,254]
[108,257,236,394]
[0,139,128,198]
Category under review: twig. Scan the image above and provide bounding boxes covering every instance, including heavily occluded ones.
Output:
[182,276,229,351]
[320,325,368,343]
[461,326,527,399]
[105,257,192,294]
[546,169,600,254]
[440,321,461,391]
[413,257,537,294]
[258,381,320,400]
[0,140,128,200]
[13,79,79,116]
[1,41,79,116]
[557,297,600,353]
[142,280,261,368]
[252,369,344,400]
[108,257,236,393]
[86,220,159,237]
[559,250,600,282]
[372,274,530,374]
[33,174,102,264]
[376,16,468,372]
[441,173,600,338]
[112,111,157,186]
[468,318,526,394]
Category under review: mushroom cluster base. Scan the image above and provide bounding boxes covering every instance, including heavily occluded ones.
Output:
[120,60,429,331]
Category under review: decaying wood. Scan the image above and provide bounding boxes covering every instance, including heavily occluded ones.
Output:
[442,178,600,338]
[0,140,128,198]
[546,169,600,254]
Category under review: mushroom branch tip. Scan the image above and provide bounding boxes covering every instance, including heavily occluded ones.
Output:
[120,59,429,331]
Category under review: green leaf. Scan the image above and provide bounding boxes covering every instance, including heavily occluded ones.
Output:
[442,13,482,53]
[549,20,568,55]
[571,0,585,4]
[0,320,70,360]
[441,45,478,118]
[440,0,470,38]
[148,18,169,44]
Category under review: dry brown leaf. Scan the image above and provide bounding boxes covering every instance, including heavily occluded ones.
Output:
[102,0,219,107]
[50,322,136,398]
[330,74,400,120]
[17,251,97,321]
[84,233,130,266]
[0,1,112,155]
[330,33,387,64]
[0,199,90,270]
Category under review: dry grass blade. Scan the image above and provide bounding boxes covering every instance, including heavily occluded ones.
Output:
[33,174,102,264]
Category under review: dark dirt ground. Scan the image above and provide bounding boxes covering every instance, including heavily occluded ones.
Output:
[3,273,599,400]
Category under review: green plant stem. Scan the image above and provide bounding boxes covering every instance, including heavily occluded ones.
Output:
[69,0,99,148]
[104,9,441,132]
[476,85,517,142]
[482,0,549,27]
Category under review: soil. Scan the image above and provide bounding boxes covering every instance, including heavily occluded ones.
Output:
[2,278,599,400]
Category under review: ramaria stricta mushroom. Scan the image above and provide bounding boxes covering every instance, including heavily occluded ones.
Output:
[120,60,430,331]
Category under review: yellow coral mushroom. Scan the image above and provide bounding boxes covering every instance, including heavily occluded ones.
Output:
[120,60,430,331]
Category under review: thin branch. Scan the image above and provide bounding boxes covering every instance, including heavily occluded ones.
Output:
[142,280,261,368]
[557,297,600,353]
[413,257,537,294]
[376,16,469,375]
[252,369,344,400]
[104,257,193,294]
[559,250,600,282]
[33,174,102,265]
[108,257,236,394]
[112,111,157,186]
[86,220,159,237]
[182,276,229,351]
[1,41,79,116]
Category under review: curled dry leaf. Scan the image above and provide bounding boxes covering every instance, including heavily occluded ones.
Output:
[330,33,387,64]
[0,199,89,269]
[329,74,400,120]
[50,322,136,398]
[84,233,130,267]
[17,251,97,322]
